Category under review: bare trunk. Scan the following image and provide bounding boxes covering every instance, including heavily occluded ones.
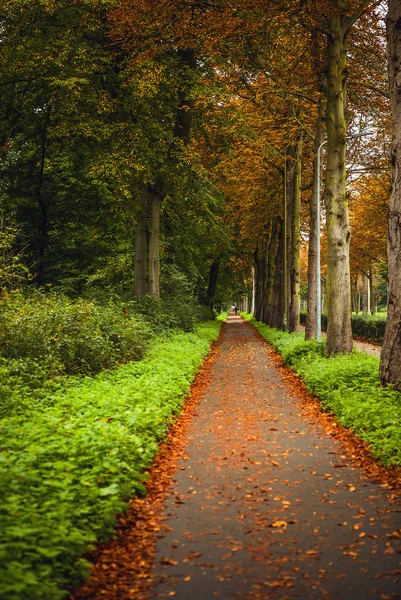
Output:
[324,12,353,354]
[265,217,281,326]
[269,218,284,329]
[134,185,161,296]
[306,101,325,339]
[285,146,296,327]
[369,268,376,314]
[206,260,220,309]
[362,272,370,314]
[289,136,302,332]
[380,0,401,388]
[134,49,196,297]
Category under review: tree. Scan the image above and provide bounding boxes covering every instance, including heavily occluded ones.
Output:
[380,0,401,389]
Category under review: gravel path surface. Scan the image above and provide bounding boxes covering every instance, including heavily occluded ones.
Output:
[147,316,400,599]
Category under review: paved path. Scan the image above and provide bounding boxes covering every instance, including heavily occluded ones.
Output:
[148,317,400,599]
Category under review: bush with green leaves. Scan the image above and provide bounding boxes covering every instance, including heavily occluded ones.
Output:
[243,314,401,467]
[351,313,386,342]
[0,321,221,600]
[299,311,386,342]
[0,291,152,376]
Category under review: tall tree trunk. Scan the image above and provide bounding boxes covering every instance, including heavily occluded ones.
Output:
[369,268,376,315]
[134,182,162,296]
[380,0,401,388]
[289,136,302,332]
[265,216,280,326]
[285,146,296,327]
[362,272,369,314]
[324,9,353,354]
[134,49,196,297]
[306,83,325,339]
[254,246,263,321]
[206,260,220,309]
[269,218,284,329]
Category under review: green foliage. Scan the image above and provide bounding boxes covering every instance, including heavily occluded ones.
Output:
[216,311,228,321]
[0,321,222,600]
[0,217,31,290]
[243,314,401,467]
[0,291,152,377]
[300,311,386,342]
[351,313,386,342]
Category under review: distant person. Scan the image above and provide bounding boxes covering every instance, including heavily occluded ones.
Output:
[234,304,238,315]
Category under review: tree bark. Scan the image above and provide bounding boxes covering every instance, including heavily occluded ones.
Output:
[206,260,220,309]
[324,8,353,354]
[134,181,162,296]
[380,0,401,388]
[369,268,377,314]
[265,216,281,326]
[306,84,325,339]
[362,272,370,314]
[134,49,196,297]
[289,136,302,332]
[285,146,296,327]
[269,217,284,329]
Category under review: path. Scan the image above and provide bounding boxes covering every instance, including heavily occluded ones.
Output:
[73,316,401,600]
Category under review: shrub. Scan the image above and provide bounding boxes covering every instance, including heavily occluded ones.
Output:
[0,321,222,600]
[300,311,386,342]
[351,313,386,342]
[0,291,152,376]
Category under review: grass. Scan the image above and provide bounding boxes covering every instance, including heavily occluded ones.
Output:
[0,321,221,600]
[242,313,401,468]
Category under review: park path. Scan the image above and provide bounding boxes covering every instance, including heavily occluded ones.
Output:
[73,316,400,600]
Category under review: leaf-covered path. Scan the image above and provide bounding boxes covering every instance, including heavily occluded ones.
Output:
[73,316,401,600]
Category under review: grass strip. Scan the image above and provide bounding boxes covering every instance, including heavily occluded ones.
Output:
[0,321,221,600]
[242,313,401,468]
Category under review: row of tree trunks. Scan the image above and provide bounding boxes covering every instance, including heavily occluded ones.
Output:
[289,137,302,332]
[253,135,301,332]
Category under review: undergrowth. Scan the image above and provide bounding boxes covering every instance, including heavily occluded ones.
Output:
[242,313,401,468]
[0,321,221,600]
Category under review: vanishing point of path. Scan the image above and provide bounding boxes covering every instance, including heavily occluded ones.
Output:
[74,316,401,600]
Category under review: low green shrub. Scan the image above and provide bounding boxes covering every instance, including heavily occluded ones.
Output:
[0,291,152,376]
[351,313,386,342]
[0,321,221,600]
[299,311,386,342]
[243,314,401,468]
[216,311,228,321]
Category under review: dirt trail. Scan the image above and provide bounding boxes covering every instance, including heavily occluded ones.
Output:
[73,316,400,600]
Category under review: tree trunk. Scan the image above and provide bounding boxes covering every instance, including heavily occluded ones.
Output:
[369,268,376,315]
[285,146,296,327]
[269,218,284,329]
[265,216,281,326]
[380,0,401,388]
[362,272,369,314]
[324,11,353,354]
[289,136,302,332]
[134,183,162,296]
[134,49,196,297]
[254,246,263,321]
[306,87,325,339]
[206,260,220,309]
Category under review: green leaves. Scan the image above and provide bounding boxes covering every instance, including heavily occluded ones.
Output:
[0,320,221,599]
